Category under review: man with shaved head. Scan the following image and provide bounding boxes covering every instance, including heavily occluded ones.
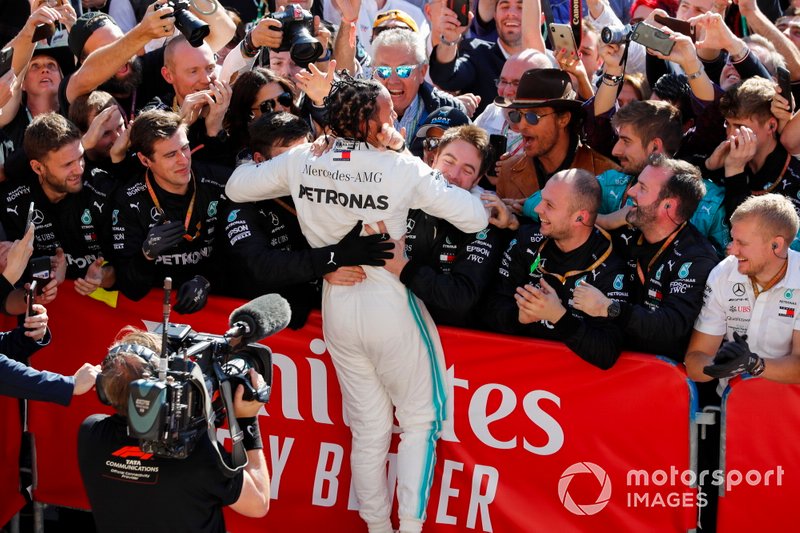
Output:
[485,168,631,369]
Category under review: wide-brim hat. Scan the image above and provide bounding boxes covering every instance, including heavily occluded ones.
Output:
[495,68,582,111]
[415,106,471,138]
[33,31,76,76]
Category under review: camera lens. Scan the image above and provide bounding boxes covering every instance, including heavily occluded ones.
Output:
[173,4,210,48]
[290,39,324,66]
[601,24,633,45]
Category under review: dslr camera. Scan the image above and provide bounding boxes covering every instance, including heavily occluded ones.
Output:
[269,4,323,66]
[155,0,210,47]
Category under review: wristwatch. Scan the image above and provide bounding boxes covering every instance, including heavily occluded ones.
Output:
[606,300,621,318]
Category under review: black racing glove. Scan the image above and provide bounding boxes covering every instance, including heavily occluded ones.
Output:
[174,275,210,314]
[315,221,394,274]
[142,220,185,260]
[703,332,765,379]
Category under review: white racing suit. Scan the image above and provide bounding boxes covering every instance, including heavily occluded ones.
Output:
[226,139,488,533]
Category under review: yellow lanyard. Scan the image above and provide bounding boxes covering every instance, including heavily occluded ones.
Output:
[534,227,614,284]
[635,222,686,285]
[753,153,791,195]
[145,170,200,241]
[750,260,788,299]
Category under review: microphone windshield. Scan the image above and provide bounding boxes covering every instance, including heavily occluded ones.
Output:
[228,294,291,342]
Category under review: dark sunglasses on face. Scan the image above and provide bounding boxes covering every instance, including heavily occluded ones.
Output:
[422,137,441,151]
[257,91,294,114]
[373,64,420,79]
[507,109,557,125]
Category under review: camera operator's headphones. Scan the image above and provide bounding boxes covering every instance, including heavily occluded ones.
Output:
[96,344,158,406]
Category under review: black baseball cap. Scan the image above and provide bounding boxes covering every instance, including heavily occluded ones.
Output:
[415,106,471,138]
[68,11,116,60]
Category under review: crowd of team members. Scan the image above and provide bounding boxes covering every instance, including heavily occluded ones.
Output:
[1,0,800,391]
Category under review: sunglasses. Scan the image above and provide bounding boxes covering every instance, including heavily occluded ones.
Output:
[507,110,557,125]
[422,137,441,151]
[373,64,420,80]
[256,91,294,114]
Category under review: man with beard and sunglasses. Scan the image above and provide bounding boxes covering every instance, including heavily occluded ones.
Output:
[494,69,618,211]
[110,110,229,313]
[60,1,235,120]
[572,155,718,362]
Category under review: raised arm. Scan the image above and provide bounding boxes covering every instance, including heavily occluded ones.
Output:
[189,0,237,53]
[738,0,800,79]
[521,0,545,53]
[66,1,176,103]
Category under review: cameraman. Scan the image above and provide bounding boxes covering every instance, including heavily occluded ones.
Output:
[78,329,270,533]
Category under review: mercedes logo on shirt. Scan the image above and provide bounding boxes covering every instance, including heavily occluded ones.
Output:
[31,209,45,225]
[732,283,746,297]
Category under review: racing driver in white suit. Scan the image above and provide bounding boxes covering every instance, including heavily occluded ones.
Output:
[225,76,489,533]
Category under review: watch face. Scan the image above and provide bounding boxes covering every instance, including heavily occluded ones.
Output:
[607,301,621,318]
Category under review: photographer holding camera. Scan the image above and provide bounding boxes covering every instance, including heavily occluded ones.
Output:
[62,1,235,118]
[78,328,270,533]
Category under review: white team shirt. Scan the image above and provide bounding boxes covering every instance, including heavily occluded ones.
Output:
[694,251,800,359]
[225,139,489,250]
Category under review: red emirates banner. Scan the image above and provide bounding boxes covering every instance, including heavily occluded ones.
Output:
[717,377,800,531]
[27,284,701,531]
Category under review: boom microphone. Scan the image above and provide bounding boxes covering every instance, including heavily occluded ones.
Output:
[225,294,291,343]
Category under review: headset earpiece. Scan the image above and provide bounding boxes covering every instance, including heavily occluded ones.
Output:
[96,344,159,406]
[773,242,779,250]
[576,215,583,222]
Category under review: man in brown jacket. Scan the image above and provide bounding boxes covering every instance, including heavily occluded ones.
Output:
[494,69,618,215]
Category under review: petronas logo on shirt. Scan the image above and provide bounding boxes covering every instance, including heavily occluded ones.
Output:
[613,274,624,290]
[678,262,692,279]
[112,209,119,225]
[81,209,92,225]
[208,201,218,217]
[655,264,664,280]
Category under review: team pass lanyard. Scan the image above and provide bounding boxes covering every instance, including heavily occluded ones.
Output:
[750,259,788,300]
[635,222,686,285]
[145,169,201,241]
[531,227,614,284]
[753,153,792,196]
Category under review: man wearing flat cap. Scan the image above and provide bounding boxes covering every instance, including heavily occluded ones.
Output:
[494,68,618,215]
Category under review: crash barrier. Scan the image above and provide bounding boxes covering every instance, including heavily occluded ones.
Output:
[716,377,800,531]
[15,283,708,531]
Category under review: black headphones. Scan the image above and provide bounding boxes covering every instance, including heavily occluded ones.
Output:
[96,344,158,406]
[773,242,779,250]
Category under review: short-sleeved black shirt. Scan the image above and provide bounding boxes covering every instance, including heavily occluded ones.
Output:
[78,414,243,533]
